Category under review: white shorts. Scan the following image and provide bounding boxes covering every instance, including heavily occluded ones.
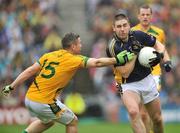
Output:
[121,74,159,104]
[25,98,75,125]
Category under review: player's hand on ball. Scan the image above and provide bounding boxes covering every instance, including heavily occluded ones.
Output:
[131,40,143,54]
[1,85,14,97]
[149,51,164,67]
[116,50,134,65]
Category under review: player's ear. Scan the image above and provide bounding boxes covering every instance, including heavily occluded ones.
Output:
[70,43,75,50]
[138,14,141,20]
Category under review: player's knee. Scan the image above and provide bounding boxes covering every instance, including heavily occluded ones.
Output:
[68,116,78,126]
[128,109,139,119]
[140,110,149,121]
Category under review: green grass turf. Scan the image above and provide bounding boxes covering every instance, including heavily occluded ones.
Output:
[0,121,179,133]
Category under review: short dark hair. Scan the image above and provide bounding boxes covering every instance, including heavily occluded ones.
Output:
[113,9,129,24]
[139,4,152,14]
[62,32,80,49]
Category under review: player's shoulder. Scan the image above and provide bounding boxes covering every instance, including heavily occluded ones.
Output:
[131,24,141,31]
[108,38,116,47]
[131,30,147,37]
[150,25,165,33]
[41,50,65,60]
[106,37,118,57]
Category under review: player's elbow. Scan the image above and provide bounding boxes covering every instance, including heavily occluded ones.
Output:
[86,58,105,68]
[94,61,104,67]
[154,40,165,52]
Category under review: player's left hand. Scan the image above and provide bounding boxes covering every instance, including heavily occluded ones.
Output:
[149,51,164,67]
[1,85,14,97]
[163,61,172,72]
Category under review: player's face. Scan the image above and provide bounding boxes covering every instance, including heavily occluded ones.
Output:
[72,37,82,54]
[138,8,152,27]
[113,19,130,41]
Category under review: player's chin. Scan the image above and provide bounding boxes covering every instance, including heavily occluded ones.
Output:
[75,50,81,54]
[143,21,149,26]
[120,35,128,41]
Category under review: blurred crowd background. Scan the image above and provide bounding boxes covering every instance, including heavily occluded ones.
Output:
[0,0,180,123]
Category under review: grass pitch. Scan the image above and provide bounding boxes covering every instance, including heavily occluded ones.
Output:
[0,121,179,133]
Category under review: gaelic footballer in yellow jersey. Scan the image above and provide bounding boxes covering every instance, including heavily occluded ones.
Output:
[2,32,134,133]
[26,50,88,104]
[132,24,165,44]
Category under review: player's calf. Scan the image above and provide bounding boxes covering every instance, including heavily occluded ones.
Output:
[151,113,163,133]
[66,116,78,133]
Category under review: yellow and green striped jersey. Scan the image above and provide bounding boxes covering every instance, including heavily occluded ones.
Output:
[132,24,166,75]
[26,49,88,104]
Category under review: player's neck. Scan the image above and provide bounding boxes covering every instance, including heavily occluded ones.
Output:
[141,24,150,31]
[65,48,74,54]
[122,36,129,42]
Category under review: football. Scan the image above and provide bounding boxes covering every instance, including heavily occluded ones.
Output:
[138,47,157,68]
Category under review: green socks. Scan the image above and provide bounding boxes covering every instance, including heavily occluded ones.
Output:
[22,130,28,133]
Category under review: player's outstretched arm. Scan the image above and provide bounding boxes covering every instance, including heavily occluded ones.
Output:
[86,50,134,68]
[1,62,41,96]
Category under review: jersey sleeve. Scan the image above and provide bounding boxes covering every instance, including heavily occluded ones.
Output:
[37,54,48,68]
[106,38,117,57]
[106,47,112,57]
[160,30,166,44]
[81,56,89,67]
[75,55,89,68]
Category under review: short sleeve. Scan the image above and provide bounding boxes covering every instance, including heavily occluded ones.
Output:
[160,30,166,44]
[75,55,89,68]
[81,56,89,67]
[106,38,117,57]
[37,54,47,68]
[106,47,112,57]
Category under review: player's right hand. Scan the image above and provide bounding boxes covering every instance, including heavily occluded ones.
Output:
[149,51,164,67]
[116,50,134,65]
[1,85,14,97]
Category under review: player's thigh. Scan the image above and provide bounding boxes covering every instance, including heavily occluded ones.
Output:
[25,98,76,125]
[52,100,76,125]
[122,90,141,111]
[139,103,149,119]
[145,97,162,119]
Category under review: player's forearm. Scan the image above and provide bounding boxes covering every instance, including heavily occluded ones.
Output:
[11,64,40,89]
[162,49,170,62]
[95,57,117,67]
[116,56,137,78]
[154,41,170,62]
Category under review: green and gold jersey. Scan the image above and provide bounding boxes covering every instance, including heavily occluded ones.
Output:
[132,24,166,75]
[26,50,88,104]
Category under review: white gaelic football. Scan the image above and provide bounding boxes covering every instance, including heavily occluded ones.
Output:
[138,47,157,68]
